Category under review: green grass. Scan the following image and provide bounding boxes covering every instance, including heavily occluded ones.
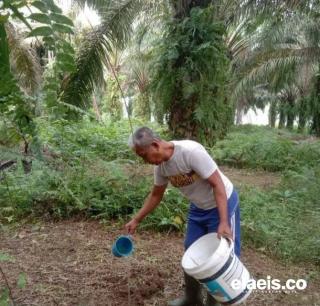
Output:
[210,125,320,265]
[0,119,186,230]
[239,171,320,265]
[210,125,320,171]
[1,122,319,265]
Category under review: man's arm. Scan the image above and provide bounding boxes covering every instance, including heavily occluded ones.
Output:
[207,170,233,240]
[125,184,167,234]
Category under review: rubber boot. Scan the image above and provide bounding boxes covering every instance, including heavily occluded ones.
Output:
[205,293,220,306]
[168,272,204,306]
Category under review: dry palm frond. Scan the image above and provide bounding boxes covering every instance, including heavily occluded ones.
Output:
[6,23,42,95]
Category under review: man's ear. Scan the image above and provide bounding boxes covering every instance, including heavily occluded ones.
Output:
[151,141,160,149]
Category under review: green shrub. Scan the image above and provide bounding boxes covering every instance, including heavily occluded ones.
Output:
[210,125,320,171]
[240,165,320,265]
[0,156,187,231]
[38,119,135,162]
[1,122,319,265]
[139,188,188,232]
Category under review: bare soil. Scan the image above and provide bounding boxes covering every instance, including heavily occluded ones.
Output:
[0,220,319,306]
[0,166,319,306]
[220,166,281,190]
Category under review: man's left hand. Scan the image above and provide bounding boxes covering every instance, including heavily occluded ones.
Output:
[217,221,233,240]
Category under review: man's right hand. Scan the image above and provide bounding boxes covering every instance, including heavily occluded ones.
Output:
[125,218,139,234]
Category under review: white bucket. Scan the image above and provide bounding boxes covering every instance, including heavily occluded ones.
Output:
[182,233,252,305]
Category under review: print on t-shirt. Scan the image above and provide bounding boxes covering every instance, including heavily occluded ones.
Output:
[168,171,199,188]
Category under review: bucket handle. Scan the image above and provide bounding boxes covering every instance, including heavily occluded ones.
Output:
[224,236,234,252]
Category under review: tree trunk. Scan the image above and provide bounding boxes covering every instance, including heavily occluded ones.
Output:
[235,107,243,125]
[297,97,308,132]
[286,96,295,130]
[269,100,277,128]
[310,95,320,136]
[278,103,286,129]
[22,159,32,174]
[134,92,151,121]
[92,94,102,122]
[0,23,10,73]
[104,77,123,121]
[235,98,246,125]
[310,72,320,136]
[168,94,198,139]
[155,3,232,144]
[172,0,213,18]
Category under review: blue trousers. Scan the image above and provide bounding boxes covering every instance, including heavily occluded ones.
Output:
[184,189,241,257]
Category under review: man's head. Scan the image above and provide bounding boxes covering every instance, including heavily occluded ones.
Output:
[129,127,166,165]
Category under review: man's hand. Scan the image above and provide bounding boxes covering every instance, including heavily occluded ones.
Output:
[125,218,139,235]
[124,184,167,235]
[217,221,233,240]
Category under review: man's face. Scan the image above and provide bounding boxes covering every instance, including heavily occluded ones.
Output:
[134,142,164,165]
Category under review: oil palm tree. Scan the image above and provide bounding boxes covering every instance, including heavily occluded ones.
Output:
[233,4,320,133]
[60,0,148,108]
[62,0,320,137]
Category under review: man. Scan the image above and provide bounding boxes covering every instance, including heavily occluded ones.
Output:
[125,127,241,306]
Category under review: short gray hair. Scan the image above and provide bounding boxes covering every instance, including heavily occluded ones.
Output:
[128,127,161,148]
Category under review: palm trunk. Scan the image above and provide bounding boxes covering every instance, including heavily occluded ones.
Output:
[172,0,213,18]
[297,97,308,132]
[310,71,320,136]
[269,100,277,128]
[286,96,295,130]
[235,107,243,125]
[0,23,10,72]
[92,94,102,122]
[152,3,231,144]
[278,103,286,129]
[168,93,198,139]
[310,98,320,137]
[235,98,246,125]
[134,91,151,121]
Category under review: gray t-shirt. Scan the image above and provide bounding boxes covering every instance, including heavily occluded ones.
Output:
[154,140,233,210]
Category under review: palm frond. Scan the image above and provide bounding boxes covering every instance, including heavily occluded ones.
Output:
[215,0,244,24]
[61,0,144,108]
[60,25,107,108]
[129,55,149,92]
[233,49,305,99]
[6,23,42,95]
[98,0,144,49]
[73,0,110,10]
[227,17,254,61]
[232,7,320,100]
[240,0,314,17]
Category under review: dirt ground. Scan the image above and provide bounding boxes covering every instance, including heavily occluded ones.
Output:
[220,166,281,190]
[0,220,319,306]
[133,164,282,190]
[0,166,319,306]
